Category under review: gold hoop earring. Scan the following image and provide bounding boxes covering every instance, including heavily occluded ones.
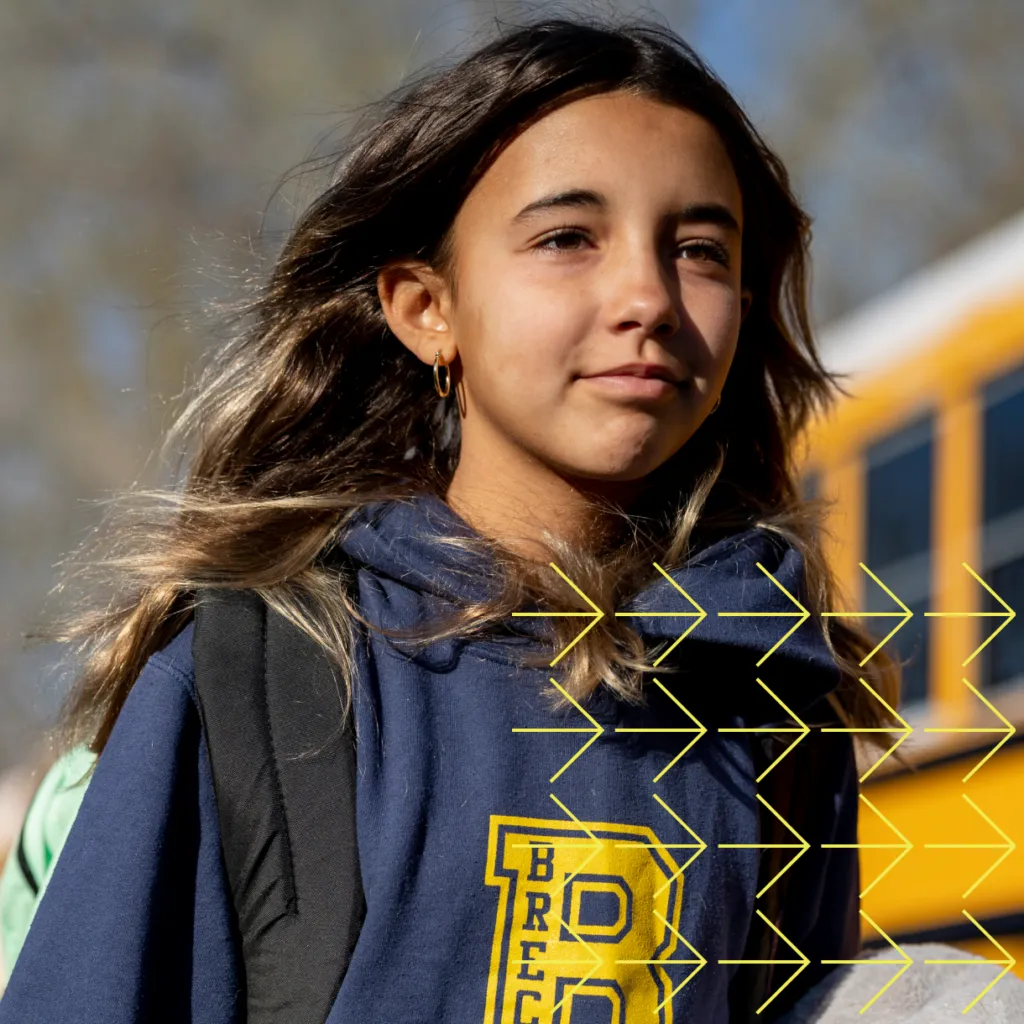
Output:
[433,349,451,398]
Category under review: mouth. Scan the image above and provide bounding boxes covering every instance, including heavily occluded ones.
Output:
[578,373,682,401]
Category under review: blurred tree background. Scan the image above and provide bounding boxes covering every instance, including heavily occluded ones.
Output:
[1,0,1022,769]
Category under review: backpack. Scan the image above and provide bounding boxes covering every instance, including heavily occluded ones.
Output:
[191,587,365,1024]
[192,585,816,1024]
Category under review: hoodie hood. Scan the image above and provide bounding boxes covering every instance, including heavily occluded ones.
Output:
[338,492,843,722]
[339,493,495,605]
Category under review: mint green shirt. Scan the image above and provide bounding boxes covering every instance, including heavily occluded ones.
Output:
[0,745,97,983]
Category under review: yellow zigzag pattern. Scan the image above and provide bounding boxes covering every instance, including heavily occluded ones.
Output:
[509,559,1018,1014]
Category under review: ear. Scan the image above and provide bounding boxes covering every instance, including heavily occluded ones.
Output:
[376,261,456,366]
[740,287,754,324]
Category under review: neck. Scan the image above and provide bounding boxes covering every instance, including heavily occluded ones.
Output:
[445,438,640,563]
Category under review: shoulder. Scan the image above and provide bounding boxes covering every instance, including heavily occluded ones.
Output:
[82,619,201,802]
[145,620,198,707]
[92,621,204,764]
[56,621,206,844]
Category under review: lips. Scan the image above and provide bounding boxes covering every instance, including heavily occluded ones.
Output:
[581,362,681,383]
[580,374,678,400]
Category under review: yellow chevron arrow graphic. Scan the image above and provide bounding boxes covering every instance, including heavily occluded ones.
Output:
[923,792,1016,899]
[510,794,688,1019]
[719,792,810,898]
[507,791,606,1015]
[717,562,810,665]
[550,792,604,890]
[821,563,913,666]
[614,678,707,782]
[823,793,912,898]
[822,910,913,1013]
[719,909,810,1014]
[923,562,1016,667]
[506,793,604,865]
[921,677,1016,782]
[511,676,604,783]
[718,678,810,782]
[641,914,708,1012]
[821,677,913,783]
[614,561,708,666]
[608,796,708,1012]
[617,792,709,898]
[511,563,604,666]
[922,910,1017,1012]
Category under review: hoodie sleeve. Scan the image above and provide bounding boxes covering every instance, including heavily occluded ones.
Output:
[0,624,243,1024]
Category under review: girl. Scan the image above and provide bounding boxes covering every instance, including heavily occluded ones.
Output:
[0,13,901,1024]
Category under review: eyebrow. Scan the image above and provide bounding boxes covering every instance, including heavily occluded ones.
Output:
[510,188,741,234]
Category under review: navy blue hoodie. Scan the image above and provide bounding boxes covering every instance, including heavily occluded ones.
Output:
[0,493,859,1023]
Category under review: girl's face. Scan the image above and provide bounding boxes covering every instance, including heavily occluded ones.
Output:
[383,90,752,514]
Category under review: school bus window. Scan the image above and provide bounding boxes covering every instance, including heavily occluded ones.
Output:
[864,414,934,707]
[981,365,1024,691]
[982,555,1024,689]
[982,362,1024,524]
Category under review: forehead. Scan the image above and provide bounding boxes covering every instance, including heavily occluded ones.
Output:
[460,91,743,231]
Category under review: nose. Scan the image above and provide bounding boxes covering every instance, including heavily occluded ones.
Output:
[607,244,682,340]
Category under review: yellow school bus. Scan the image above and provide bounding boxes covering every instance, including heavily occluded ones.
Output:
[799,208,1024,982]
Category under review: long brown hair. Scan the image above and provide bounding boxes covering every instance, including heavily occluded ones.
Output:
[44,12,902,763]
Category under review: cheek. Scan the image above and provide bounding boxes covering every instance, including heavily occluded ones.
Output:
[464,281,582,402]
[686,285,744,376]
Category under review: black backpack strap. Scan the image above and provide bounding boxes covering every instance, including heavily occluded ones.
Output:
[192,586,365,1024]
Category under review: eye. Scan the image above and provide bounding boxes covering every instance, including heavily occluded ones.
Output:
[533,226,591,252]
[679,239,731,267]
[536,230,737,266]
[533,228,732,268]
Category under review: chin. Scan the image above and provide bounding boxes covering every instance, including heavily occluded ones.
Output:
[567,458,667,485]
